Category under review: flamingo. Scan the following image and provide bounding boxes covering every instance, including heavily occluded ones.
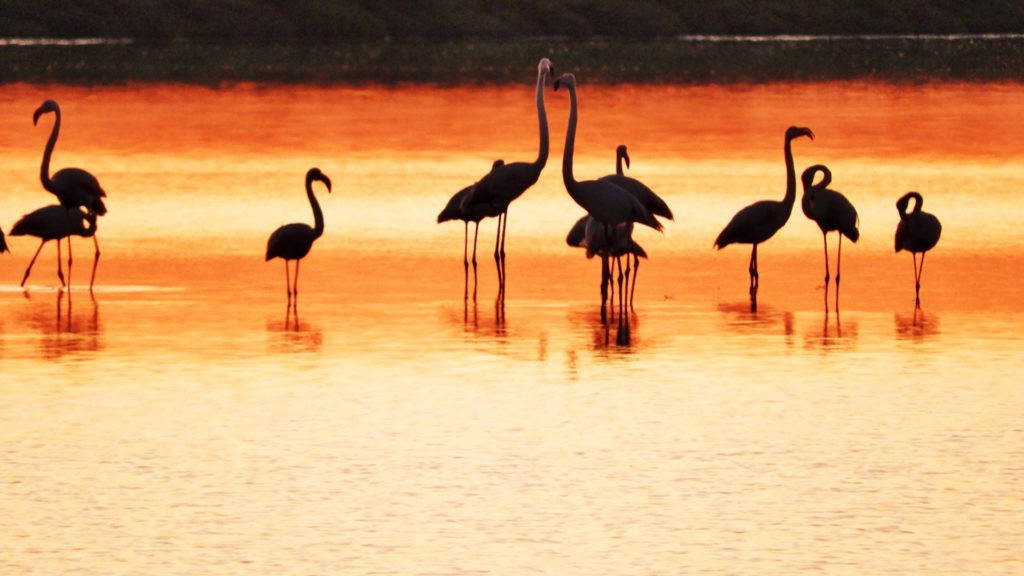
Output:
[714,126,814,298]
[458,58,554,297]
[34,99,108,289]
[801,164,859,310]
[895,191,941,306]
[566,215,646,319]
[10,205,98,289]
[554,72,661,324]
[438,159,504,299]
[598,144,673,308]
[265,168,332,306]
[0,226,7,254]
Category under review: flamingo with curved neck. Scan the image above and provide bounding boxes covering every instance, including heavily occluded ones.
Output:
[265,168,332,307]
[34,99,107,291]
[458,58,554,300]
[895,191,941,306]
[801,163,860,311]
[714,126,814,301]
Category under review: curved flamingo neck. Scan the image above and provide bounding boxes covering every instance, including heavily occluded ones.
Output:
[307,176,325,237]
[616,149,626,176]
[534,66,550,169]
[782,134,798,208]
[561,82,579,192]
[898,192,923,218]
[39,110,60,192]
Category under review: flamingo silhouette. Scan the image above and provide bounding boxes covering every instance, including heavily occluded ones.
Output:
[598,144,673,309]
[438,159,504,300]
[714,126,814,300]
[895,191,941,306]
[458,58,554,298]
[801,164,859,310]
[566,215,646,320]
[34,99,108,289]
[0,226,7,255]
[10,205,98,289]
[554,72,662,325]
[265,168,331,306]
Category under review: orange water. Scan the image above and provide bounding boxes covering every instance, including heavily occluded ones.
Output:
[0,82,1022,575]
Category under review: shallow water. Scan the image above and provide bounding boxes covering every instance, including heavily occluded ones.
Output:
[1,82,1022,575]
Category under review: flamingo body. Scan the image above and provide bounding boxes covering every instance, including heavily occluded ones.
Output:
[801,165,859,243]
[34,100,108,216]
[598,145,673,221]
[10,204,97,287]
[895,191,941,254]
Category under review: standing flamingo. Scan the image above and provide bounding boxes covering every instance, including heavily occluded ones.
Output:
[458,58,554,298]
[598,144,673,308]
[0,226,7,254]
[265,168,332,306]
[34,99,107,289]
[10,205,98,289]
[714,126,814,301]
[801,164,859,310]
[895,191,941,306]
[554,72,661,326]
[438,159,504,300]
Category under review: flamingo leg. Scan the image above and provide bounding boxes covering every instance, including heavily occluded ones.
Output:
[915,252,926,306]
[600,255,609,323]
[616,255,625,325]
[463,222,469,301]
[472,222,479,302]
[89,235,100,293]
[630,254,639,310]
[748,243,759,295]
[623,252,632,313]
[835,234,843,310]
[21,240,47,287]
[284,260,292,302]
[293,259,301,303]
[56,234,66,287]
[65,210,73,290]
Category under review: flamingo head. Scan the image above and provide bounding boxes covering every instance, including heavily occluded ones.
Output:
[616,145,630,170]
[307,167,332,193]
[553,73,576,92]
[33,99,60,126]
[801,164,831,193]
[538,58,554,78]
[786,126,815,142]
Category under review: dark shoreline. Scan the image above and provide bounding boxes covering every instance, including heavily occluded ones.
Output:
[2,37,1024,86]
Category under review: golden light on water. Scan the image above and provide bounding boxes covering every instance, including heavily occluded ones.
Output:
[1,80,1023,575]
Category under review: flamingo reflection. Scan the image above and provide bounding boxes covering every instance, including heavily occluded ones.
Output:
[10,205,99,290]
[33,99,108,290]
[715,126,814,311]
[457,58,554,301]
[895,191,941,307]
[265,167,331,308]
[801,164,859,312]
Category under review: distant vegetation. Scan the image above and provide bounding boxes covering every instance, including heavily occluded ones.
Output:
[3,2,1024,85]
[4,1,1024,41]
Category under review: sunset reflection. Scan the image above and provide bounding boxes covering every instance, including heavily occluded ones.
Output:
[1,80,1023,576]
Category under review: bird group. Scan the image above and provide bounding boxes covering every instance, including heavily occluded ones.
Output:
[3,99,107,292]
[438,58,943,315]
[1,60,942,314]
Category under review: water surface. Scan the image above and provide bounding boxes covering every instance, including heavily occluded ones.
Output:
[1,82,1022,575]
